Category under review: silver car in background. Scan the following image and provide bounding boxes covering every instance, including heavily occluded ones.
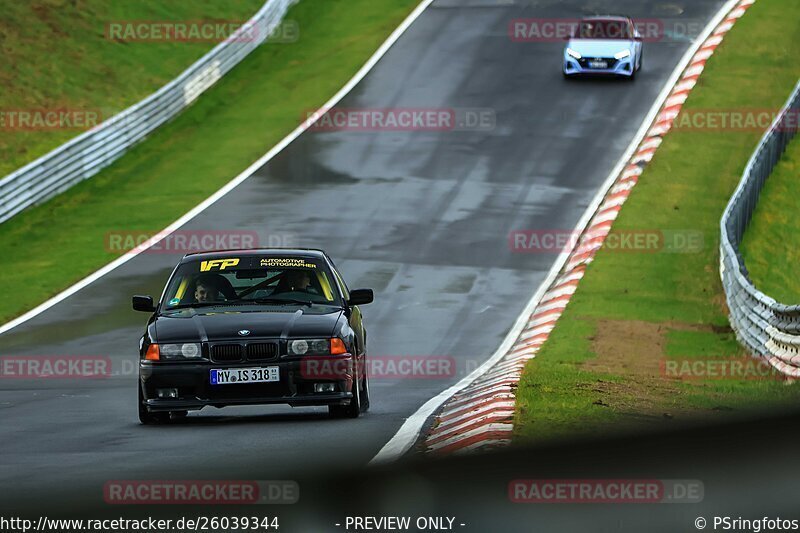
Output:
[563,16,643,79]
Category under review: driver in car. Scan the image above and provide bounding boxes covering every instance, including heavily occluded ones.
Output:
[194,279,221,303]
[275,270,318,294]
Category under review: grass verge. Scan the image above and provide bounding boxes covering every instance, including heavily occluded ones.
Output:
[0,0,420,323]
[0,0,264,176]
[514,0,800,445]
[739,138,800,302]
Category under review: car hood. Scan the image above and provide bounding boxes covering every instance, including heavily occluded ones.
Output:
[566,39,634,58]
[153,308,343,342]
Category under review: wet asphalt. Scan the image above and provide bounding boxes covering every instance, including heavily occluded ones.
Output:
[0,0,727,510]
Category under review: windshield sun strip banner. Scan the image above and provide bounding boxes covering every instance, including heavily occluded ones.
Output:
[199,258,241,271]
[259,258,317,269]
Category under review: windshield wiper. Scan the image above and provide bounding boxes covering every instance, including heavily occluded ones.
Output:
[163,301,234,310]
[227,298,314,307]
[163,298,318,312]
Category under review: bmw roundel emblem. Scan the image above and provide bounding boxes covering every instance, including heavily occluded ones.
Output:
[238,329,251,336]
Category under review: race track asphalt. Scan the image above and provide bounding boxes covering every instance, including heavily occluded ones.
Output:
[0,0,727,510]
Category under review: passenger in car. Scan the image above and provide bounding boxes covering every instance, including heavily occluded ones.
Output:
[194,280,220,303]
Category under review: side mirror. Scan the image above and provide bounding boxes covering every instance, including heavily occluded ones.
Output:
[347,289,374,306]
[132,295,156,313]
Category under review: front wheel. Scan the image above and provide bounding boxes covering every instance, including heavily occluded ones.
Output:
[138,385,170,424]
[360,371,370,413]
[329,366,363,419]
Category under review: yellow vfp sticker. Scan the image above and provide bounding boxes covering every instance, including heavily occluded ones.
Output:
[200,258,240,271]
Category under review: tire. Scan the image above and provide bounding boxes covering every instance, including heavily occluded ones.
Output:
[138,384,170,425]
[329,363,362,419]
[360,364,370,413]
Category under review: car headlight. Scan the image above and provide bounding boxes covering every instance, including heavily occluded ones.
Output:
[288,338,348,356]
[566,48,581,60]
[160,343,202,360]
[615,49,632,60]
[288,339,330,356]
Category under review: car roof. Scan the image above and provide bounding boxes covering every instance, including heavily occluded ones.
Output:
[180,248,328,263]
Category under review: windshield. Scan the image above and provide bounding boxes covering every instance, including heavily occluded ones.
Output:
[575,19,632,40]
[160,255,342,311]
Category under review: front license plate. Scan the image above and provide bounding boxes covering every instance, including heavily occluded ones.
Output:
[210,367,279,385]
[589,60,608,69]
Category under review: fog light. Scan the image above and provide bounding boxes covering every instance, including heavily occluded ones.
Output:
[314,383,336,393]
[157,388,179,399]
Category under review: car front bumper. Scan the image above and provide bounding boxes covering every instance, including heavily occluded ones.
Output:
[563,56,634,77]
[140,354,356,412]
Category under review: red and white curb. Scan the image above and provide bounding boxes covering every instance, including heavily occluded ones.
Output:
[422,0,756,456]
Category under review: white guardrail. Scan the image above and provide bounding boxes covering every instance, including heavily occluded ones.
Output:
[720,79,800,377]
[0,0,297,224]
